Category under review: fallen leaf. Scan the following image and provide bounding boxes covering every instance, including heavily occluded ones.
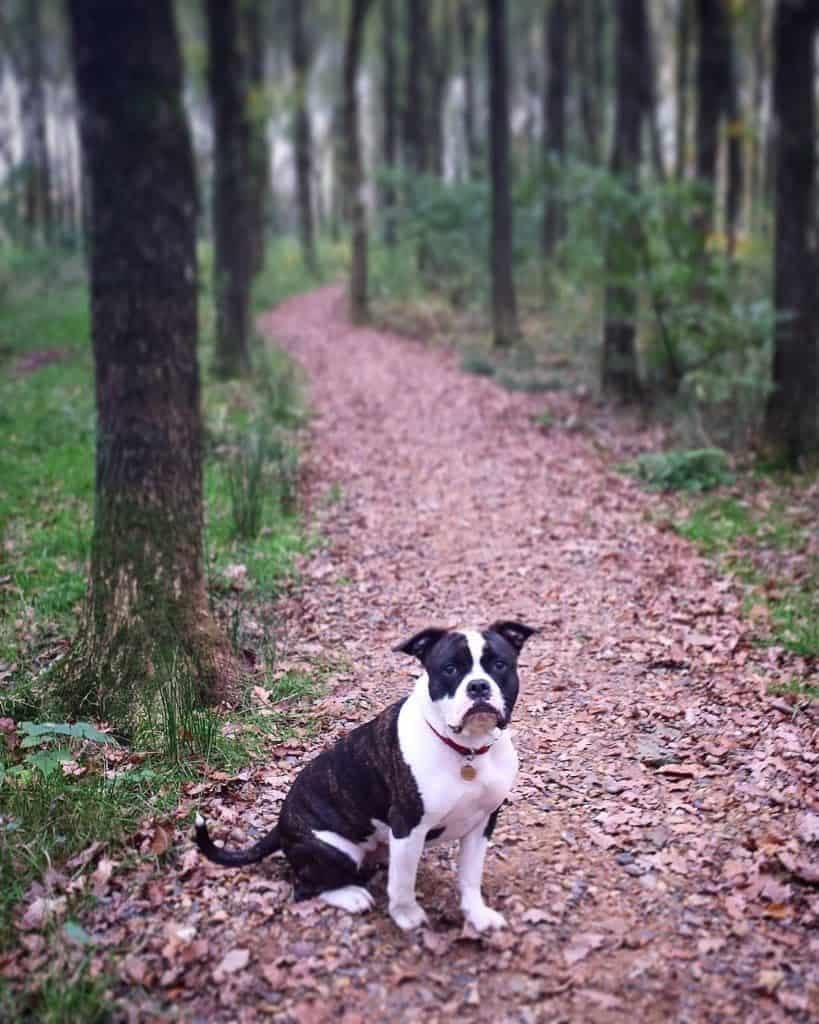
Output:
[563,932,606,967]
[215,948,250,975]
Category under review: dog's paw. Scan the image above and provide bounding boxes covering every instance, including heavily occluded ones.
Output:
[389,901,428,931]
[320,885,374,914]
[464,904,507,932]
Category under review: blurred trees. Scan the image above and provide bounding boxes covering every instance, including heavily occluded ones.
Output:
[290,0,318,275]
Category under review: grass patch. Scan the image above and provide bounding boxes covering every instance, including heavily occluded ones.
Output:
[673,487,819,660]
[0,958,113,1023]
[629,449,734,493]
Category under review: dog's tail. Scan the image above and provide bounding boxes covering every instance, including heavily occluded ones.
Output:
[193,813,281,867]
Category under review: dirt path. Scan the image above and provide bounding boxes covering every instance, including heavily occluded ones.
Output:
[96,288,819,1021]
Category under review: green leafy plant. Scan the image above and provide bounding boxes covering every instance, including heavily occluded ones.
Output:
[630,449,734,492]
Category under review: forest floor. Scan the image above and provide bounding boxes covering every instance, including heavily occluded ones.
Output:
[10,285,819,1023]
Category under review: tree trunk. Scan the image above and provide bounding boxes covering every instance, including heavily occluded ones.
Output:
[404,0,429,176]
[694,0,730,238]
[674,0,691,180]
[382,0,398,245]
[763,1,818,465]
[542,0,567,259]
[19,0,52,243]
[428,3,453,179]
[487,0,519,348]
[643,3,666,181]
[344,0,373,324]
[577,0,602,165]
[748,0,767,227]
[722,17,743,259]
[59,0,230,726]
[602,0,645,401]
[244,0,270,277]
[459,1,478,178]
[290,0,318,276]
[207,0,253,377]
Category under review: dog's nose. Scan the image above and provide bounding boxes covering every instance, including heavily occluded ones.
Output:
[466,679,491,701]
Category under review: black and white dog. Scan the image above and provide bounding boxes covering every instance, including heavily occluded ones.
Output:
[195,621,536,931]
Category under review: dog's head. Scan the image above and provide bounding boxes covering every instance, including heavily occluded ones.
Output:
[395,621,538,741]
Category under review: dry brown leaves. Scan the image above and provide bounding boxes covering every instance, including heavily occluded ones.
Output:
[5,287,818,1022]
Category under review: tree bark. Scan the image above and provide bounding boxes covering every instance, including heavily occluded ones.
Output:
[459,0,478,178]
[428,2,453,178]
[602,0,646,401]
[722,17,743,259]
[207,0,253,377]
[19,0,52,242]
[344,0,373,324]
[382,0,398,245]
[674,0,691,180]
[763,0,818,465]
[245,0,270,277]
[577,0,602,165]
[405,0,429,176]
[694,0,730,238]
[290,0,318,275]
[487,0,519,347]
[542,0,568,259]
[643,3,666,181]
[60,0,230,725]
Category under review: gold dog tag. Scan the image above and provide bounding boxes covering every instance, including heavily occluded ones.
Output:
[461,762,477,781]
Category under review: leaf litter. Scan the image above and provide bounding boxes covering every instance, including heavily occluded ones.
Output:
[3,286,818,1022]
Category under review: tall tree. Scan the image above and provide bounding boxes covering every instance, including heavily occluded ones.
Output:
[576,0,603,165]
[290,0,318,275]
[59,0,229,723]
[344,0,373,323]
[244,0,270,276]
[763,0,818,464]
[542,0,568,259]
[601,0,646,401]
[487,0,518,347]
[428,1,453,178]
[18,0,52,241]
[381,0,398,245]
[207,0,253,377]
[459,0,478,178]
[674,0,691,179]
[404,0,429,176]
[643,4,666,181]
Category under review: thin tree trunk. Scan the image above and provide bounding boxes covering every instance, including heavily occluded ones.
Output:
[382,0,398,245]
[60,0,230,724]
[459,0,478,178]
[643,3,666,181]
[542,0,567,259]
[763,1,818,464]
[748,0,766,227]
[428,3,453,179]
[577,0,601,164]
[674,0,691,180]
[602,0,645,401]
[405,0,429,176]
[694,0,729,238]
[290,0,318,275]
[207,0,253,377]
[344,0,373,324]
[245,0,270,277]
[20,0,52,242]
[487,0,519,347]
[723,24,743,259]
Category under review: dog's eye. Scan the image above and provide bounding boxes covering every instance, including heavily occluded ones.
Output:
[493,659,507,672]
[442,665,458,677]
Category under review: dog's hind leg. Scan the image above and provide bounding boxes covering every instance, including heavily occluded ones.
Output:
[287,835,373,914]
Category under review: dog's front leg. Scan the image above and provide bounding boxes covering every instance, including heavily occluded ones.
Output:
[388,826,427,930]
[458,815,506,931]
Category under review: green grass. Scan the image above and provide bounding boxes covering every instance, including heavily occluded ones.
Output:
[674,492,819,660]
[251,236,347,313]
[0,239,332,1013]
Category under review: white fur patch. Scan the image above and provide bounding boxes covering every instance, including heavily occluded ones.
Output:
[320,885,374,913]
[313,829,364,868]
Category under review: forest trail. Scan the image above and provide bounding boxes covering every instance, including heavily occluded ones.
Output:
[95,287,818,1022]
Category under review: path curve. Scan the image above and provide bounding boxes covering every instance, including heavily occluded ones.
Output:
[99,287,819,1021]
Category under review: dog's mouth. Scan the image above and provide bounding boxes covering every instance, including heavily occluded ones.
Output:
[452,702,503,734]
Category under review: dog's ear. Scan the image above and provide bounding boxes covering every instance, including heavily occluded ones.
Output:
[394,627,448,661]
[487,621,539,654]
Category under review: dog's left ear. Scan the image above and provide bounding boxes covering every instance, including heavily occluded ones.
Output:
[487,621,539,654]
[394,627,448,661]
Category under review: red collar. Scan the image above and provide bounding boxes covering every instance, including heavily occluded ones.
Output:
[426,720,492,756]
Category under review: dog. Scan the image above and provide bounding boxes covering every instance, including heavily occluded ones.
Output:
[194,620,536,931]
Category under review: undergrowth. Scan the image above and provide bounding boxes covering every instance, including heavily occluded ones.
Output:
[0,240,330,1016]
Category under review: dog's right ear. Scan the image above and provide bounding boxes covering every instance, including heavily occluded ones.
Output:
[394,627,448,661]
